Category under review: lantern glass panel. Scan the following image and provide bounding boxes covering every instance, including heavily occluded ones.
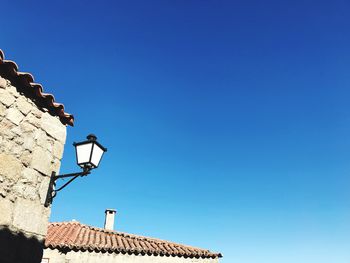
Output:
[75,142,93,167]
[91,143,105,167]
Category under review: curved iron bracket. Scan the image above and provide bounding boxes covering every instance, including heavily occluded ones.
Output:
[44,169,90,207]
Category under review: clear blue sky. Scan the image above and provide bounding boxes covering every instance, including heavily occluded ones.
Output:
[2,1,350,262]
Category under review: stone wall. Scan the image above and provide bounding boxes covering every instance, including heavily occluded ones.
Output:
[43,249,219,263]
[0,76,67,263]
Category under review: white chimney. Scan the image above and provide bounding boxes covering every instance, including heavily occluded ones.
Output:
[104,209,116,230]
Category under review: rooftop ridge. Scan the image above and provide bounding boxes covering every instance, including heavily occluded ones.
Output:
[46,221,222,258]
[49,221,211,251]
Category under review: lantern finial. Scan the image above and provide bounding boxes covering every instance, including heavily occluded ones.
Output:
[87,134,97,141]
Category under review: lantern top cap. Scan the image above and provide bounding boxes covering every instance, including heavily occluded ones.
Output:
[73,134,107,152]
[87,134,97,141]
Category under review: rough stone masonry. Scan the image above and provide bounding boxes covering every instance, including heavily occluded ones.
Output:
[0,75,67,263]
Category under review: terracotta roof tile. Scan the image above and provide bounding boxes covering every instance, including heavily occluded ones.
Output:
[45,222,222,259]
[0,50,74,126]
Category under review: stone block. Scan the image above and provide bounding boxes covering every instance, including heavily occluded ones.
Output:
[0,177,12,198]
[20,150,32,167]
[10,125,22,135]
[13,182,37,200]
[32,108,42,119]
[6,107,25,125]
[22,134,35,151]
[0,103,5,117]
[16,96,33,115]
[13,198,49,236]
[12,183,26,197]
[39,177,50,205]
[20,121,36,133]
[30,147,52,176]
[35,129,52,151]
[51,158,61,174]
[0,88,15,107]
[0,154,23,181]
[41,112,66,142]
[20,168,38,185]
[14,135,24,145]
[0,77,7,89]
[1,130,15,141]
[10,143,23,158]
[0,119,16,141]
[23,185,38,200]
[0,140,14,154]
[0,117,16,131]
[53,141,65,159]
[7,85,19,98]
[24,113,41,128]
[0,197,13,226]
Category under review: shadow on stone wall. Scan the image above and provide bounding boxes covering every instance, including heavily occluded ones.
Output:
[0,226,44,263]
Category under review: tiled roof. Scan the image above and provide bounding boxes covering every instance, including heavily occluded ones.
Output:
[0,50,74,126]
[45,222,222,259]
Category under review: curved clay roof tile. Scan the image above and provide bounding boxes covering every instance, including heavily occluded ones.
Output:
[0,50,74,126]
[45,222,222,259]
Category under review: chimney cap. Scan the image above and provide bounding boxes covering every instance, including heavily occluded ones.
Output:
[104,209,116,230]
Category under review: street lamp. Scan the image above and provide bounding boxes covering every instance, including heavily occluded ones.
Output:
[44,134,107,207]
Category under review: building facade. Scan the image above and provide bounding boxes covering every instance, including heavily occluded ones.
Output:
[0,50,73,263]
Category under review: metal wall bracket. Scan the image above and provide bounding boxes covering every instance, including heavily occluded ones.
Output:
[44,169,90,207]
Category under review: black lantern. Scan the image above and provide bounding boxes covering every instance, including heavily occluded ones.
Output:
[74,134,107,170]
[45,134,107,207]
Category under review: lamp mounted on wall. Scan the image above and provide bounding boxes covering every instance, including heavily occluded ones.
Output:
[44,134,107,207]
